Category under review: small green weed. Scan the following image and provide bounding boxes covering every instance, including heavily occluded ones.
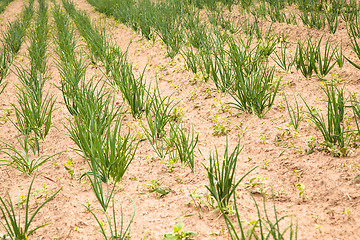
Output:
[164,221,197,240]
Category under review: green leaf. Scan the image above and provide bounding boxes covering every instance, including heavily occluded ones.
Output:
[174,221,183,232]
[154,187,171,196]
[163,233,177,239]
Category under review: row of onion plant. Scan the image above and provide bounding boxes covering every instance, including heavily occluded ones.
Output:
[52,4,136,238]
[0,1,63,239]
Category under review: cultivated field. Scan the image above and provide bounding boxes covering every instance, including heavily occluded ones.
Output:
[0,0,360,239]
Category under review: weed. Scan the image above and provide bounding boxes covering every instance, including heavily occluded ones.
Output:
[64,159,75,179]
[164,221,197,240]
[295,183,307,200]
[259,132,268,144]
[31,183,53,202]
[244,175,268,194]
[161,156,177,172]
[145,179,171,197]
[306,136,319,154]
[187,188,205,219]
[212,114,230,136]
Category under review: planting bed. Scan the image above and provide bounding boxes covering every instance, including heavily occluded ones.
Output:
[0,0,360,239]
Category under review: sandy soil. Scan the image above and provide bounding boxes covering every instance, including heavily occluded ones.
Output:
[0,0,360,239]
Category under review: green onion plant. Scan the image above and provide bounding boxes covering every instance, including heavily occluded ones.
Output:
[137,0,155,40]
[108,47,148,119]
[345,26,360,70]
[294,36,340,78]
[28,0,49,74]
[272,40,294,72]
[198,48,212,81]
[153,5,184,58]
[169,122,198,172]
[228,65,280,118]
[83,171,118,212]
[81,197,135,240]
[314,37,338,78]
[325,9,339,34]
[347,9,360,38]
[239,16,262,39]
[221,189,298,240]
[0,0,14,14]
[68,112,138,183]
[180,47,199,74]
[301,84,352,156]
[335,41,344,68]
[141,83,178,159]
[0,175,61,239]
[3,1,34,55]
[145,82,178,139]
[0,47,11,93]
[300,11,325,30]
[13,69,55,142]
[203,137,256,209]
[249,3,268,20]
[53,3,87,116]
[74,80,119,135]
[284,93,303,132]
[0,136,61,175]
[294,37,317,79]
[184,13,209,49]
[63,0,109,64]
